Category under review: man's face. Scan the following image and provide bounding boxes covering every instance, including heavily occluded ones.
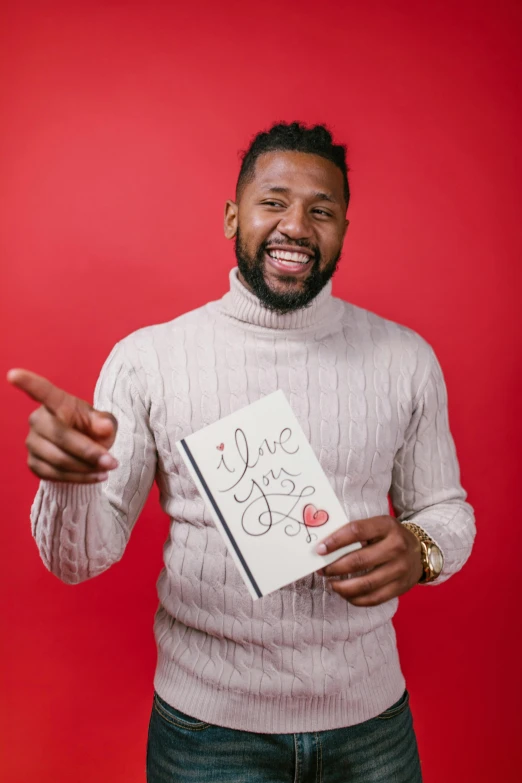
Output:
[224,151,349,313]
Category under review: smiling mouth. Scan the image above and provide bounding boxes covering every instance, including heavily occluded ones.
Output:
[266,248,314,270]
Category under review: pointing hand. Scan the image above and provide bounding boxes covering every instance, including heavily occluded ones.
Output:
[7,368,119,484]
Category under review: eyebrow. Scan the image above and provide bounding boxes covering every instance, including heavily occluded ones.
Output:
[264,185,338,204]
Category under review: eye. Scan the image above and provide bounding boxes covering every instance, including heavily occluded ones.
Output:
[261,200,284,207]
[312,208,332,217]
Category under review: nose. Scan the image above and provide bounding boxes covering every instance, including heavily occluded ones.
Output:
[276,203,312,240]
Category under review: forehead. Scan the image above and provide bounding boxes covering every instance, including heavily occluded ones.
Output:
[248,151,345,201]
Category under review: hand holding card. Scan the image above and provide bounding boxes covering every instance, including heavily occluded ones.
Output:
[176,390,361,599]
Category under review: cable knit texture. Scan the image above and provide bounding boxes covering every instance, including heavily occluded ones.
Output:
[30,268,476,733]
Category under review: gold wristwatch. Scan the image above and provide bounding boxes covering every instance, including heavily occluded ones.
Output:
[402,522,444,583]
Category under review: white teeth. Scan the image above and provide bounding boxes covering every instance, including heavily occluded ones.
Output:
[268,250,310,264]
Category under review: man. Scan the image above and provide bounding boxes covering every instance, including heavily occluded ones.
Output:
[8,122,476,782]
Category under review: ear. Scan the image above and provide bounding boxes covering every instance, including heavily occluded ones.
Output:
[342,218,350,241]
[224,200,238,239]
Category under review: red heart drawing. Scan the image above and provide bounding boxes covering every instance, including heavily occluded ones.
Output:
[303,504,329,528]
[216,443,224,451]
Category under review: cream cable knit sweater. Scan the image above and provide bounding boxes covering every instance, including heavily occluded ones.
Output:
[30,268,475,733]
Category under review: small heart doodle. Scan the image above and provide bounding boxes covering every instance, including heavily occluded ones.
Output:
[303,504,329,528]
[216,443,225,451]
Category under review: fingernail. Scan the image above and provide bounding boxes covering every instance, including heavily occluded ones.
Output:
[95,472,109,481]
[316,543,328,555]
[98,454,117,469]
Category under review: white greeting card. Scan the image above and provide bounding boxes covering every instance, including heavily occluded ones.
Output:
[176,390,361,600]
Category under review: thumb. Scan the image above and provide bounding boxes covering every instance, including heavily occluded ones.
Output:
[88,410,118,444]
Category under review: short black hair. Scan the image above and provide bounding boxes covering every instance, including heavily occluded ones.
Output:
[236,121,350,206]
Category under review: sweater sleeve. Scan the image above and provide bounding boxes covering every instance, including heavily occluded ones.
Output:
[389,344,476,584]
[29,338,157,584]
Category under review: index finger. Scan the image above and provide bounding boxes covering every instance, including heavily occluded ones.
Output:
[316,515,393,554]
[7,368,71,415]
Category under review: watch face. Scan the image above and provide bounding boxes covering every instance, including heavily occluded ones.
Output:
[428,546,444,574]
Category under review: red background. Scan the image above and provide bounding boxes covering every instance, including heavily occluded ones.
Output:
[1,1,521,781]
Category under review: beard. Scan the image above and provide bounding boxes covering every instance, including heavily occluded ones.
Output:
[234,228,341,314]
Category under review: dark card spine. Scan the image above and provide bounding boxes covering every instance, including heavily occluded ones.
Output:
[179,439,262,599]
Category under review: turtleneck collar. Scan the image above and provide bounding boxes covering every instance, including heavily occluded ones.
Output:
[214,267,342,331]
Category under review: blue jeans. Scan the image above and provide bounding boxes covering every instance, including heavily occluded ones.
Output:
[146,689,422,782]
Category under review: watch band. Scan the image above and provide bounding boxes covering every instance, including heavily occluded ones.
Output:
[402,521,442,583]
[402,521,435,546]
